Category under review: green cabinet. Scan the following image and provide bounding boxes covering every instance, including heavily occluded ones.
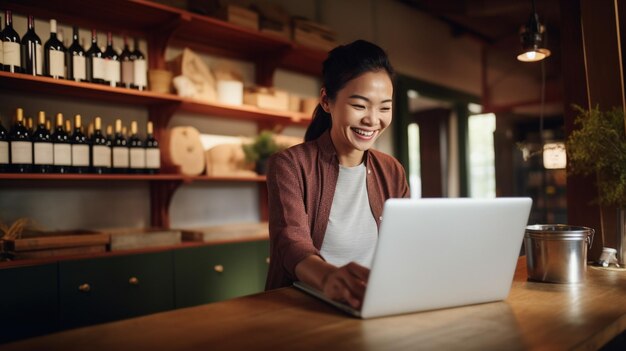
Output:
[0,264,58,344]
[58,251,174,329]
[174,240,269,308]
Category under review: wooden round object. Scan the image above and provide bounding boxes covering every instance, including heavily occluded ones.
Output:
[164,126,206,175]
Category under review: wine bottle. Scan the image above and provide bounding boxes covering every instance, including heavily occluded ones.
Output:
[112,119,129,173]
[44,19,66,79]
[2,10,22,73]
[32,111,53,173]
[65,119,71,134]
[45,119,51,131]
[132,38,147,91]
[26,117,34,134]
[120,35,134,89]
[71,114,90,173]
[103,32,121,87]
[0,118,8,172]
[145,121,160,174]
[106,125,113,146]
[9,108,32,173]
[21,15,42,76]
[129,121,145,174]
[90,116,110,174]
[52,113,71,174]
[67,26,86,82]
[86,29,107,85]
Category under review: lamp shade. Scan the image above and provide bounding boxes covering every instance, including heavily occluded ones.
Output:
[517,12,551,62]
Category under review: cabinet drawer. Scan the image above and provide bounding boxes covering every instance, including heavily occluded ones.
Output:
[174,241,264,308]
[59,251,174,329]
[0,264,58,344]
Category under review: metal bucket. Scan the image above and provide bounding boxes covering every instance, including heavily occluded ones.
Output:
[524,225,594,283]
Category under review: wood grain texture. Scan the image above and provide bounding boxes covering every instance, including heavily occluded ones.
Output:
[3,257,626,351]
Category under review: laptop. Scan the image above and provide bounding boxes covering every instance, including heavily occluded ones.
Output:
[294,197,532,319]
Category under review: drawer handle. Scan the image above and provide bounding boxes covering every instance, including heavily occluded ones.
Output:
[78,283,91,293]
[129,276,139,285]
[265,257,270,264]
[214,264,224,273]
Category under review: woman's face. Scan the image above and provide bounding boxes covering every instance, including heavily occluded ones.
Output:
[322,70,393,156]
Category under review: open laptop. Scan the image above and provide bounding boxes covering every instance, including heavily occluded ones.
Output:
[294,197,532,319]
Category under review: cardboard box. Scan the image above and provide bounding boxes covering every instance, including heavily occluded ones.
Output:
[243,87,289,110]
[292,17,337,51]
[215,5,259,30]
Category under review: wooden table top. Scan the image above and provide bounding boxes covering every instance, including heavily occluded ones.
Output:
[4,257,626,351]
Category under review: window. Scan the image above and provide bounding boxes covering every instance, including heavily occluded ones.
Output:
[407,123,421,198]
[468,113,496,198]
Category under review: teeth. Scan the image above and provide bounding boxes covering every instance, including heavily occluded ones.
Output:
[352,128,374,137]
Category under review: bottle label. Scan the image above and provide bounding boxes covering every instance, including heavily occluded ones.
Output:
[0,41,3,65]
[122,60,134,85]
[146,148,160,169]
[106,59,121,86]
[35,43,43,75]
[93,145,111,167]
[53,143,71,166]
[3,41,20,67]
[73,55,86,80]
[92,57,106,80]
[72,144,89,166]
[34,142,54,165]
[130,148,146,169]
[133,59,147,88]
[112,147,129,168]
[0,141,8,164]
[10,141,32,164]
[50,50,65,78]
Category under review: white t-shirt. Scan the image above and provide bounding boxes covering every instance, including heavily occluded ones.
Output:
[320,163,378,268]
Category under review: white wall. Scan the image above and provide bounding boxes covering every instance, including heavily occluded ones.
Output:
[0,1,540,230]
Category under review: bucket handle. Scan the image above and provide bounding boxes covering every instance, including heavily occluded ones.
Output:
[587,229,595,248]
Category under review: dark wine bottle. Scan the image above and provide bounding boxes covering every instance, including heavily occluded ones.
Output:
[105,125,113,147]
[9,108,32,173]
[52,113,71,174]
[120,35,134,89]
[26,117,34,134]
[71,114,90,173]
[44,19,66,79]
[32,111,53,173]
[90,116,110,174]
[21,15,42,76]
[67,26,86,82]
[112,119,129,173]
[86,29,107,85]
[129,121,145,174]
[103,32,121,87]
[132,38,147,91]
[145,121,160,174]
[0,118,9,172]
[2,10,22,73]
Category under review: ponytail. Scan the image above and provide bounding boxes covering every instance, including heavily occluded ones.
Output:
[304,104,332,142]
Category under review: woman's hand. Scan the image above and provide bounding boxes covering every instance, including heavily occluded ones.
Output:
[322,262,370,309]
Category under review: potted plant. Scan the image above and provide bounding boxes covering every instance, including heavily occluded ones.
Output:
[566,105,626,263]
[242,130,286,175]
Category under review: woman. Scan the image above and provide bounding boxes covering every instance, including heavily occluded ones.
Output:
[266,40,410,308]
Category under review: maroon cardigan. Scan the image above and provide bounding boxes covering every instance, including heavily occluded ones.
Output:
[265,131,410,290]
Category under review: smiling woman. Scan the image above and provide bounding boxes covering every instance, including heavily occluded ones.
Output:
[265,40,410,309]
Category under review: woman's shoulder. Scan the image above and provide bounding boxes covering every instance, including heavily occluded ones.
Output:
[270,138,319,163]
[368,149,404,169]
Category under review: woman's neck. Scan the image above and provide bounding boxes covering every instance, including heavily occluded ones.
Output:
[330,131,365,167]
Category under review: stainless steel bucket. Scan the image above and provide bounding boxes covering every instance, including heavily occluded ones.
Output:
[524,225,594,283]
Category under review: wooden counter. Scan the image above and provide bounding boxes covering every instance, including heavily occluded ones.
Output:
[3,257,626,350]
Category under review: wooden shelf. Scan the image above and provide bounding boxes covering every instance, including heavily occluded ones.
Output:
[3,0,326,77]
[0,173,266,182]
[0,72,312,125]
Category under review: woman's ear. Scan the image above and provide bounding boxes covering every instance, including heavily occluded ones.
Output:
[320,88,331,113]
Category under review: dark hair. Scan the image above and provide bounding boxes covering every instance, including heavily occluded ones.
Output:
[304,40,395,142]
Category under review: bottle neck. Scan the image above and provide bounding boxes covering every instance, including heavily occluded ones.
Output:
[5,11,12,27]
[27,16,34,30]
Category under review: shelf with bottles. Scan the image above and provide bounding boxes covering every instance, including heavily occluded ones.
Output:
[2,0,327,81]
[0,173,267,182]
